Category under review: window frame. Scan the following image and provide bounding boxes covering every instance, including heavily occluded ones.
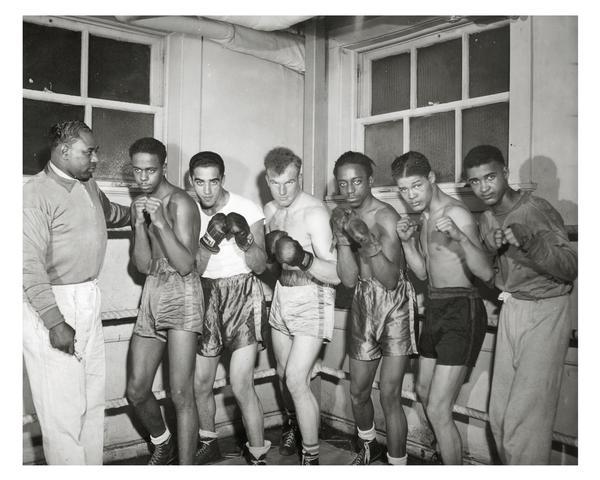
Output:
[355,20,510,186]
[22,15,166,187]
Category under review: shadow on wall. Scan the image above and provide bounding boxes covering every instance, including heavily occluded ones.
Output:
[256,168,272,208]
[518,156,578,226]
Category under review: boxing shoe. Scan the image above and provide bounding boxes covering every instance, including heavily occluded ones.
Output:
[194,438,222,465]
[350,437,384,465]
[279,418,301,456]
[147,435,177,465]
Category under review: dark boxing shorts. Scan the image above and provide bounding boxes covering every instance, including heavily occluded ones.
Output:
[348,270,418,361]
[134,258,204,342]
[198,273,267,357]
[419,285,487,367]
[269,269,335,342]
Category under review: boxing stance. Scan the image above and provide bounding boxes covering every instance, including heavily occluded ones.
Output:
[126,138,203,465]
[190,151,271,465]
[263,147,340,465]
[463,145,577,464]
[332,151,418,465]
[392,151,493,465]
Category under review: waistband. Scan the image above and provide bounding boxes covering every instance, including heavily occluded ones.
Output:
[203,272,254,286]
[427,285,480,300]
[498,291,571,302]
[357,269,409,288]
[148,257,177,275]
[279,269,335,289]
[52,278,98,288]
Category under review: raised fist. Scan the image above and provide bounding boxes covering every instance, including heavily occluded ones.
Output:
[274,235,314,271]
[265,229,288,262]
[201,213,229,254]
[345,217,382,257]
[226,212,254,252]
[330,206,354,247]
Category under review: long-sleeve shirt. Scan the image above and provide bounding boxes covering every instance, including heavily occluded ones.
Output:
[478,191,577,300]
[23,164,131,329]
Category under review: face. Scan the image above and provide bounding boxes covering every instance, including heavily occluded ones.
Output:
[266,164,301,208]
[395,172,435,212]
[62,131,99,181]
[465,161,508,207]
[335,163,372,208]
[131,153,164,194]
[190,165,224,209]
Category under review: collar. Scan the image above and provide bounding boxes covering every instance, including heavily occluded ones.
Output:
[45,162,78,192]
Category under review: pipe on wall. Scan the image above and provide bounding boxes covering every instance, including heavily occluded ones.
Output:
[114,16,306,73]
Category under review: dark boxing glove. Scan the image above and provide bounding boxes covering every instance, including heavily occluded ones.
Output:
[345,217,382,257]
[200,212,229,254]
[274,235,314,271]
[226,212,254,252]
[265,230,288,262]
[330,206,355,247]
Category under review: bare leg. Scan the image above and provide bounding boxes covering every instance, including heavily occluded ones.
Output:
[230,344,264,446]
[271,328,294,412]
[167,329,199,465]
[126,334,167,437]
[348,357,380,431]
[425,364,468,465]
[284,335,323,447]
[379,355,410,458]
[194,354,220,432]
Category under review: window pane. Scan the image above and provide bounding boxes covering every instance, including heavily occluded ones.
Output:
[371,53,410,115]
[410,112,455,182]
[462,102,509,171]
[23,99,85,175]
[89,35,151,104]
[23,22,81,95]
[92,108,154,182]
[364,120,403,186]
[417,38,461,107]
[469,26,510,97]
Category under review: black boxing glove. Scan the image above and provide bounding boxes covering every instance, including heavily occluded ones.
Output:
[274,235,314,271]
[265,230,288,262]
[345,217,382,257]
[226,212,254,252]
[200,212,229,254]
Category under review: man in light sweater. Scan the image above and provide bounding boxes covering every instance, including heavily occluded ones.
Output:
[23,120,130,464]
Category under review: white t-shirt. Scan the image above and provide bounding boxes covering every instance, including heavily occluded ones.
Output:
[199,192,264,279]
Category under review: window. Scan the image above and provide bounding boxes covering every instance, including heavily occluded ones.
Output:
[357,22,510,187]
[23,17,164,184]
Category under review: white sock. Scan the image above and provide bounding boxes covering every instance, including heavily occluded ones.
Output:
[247,440,272,458]
[199,429,218,441]
[387,453,408,465]
[357,424,376,441]
[150,427,171,445]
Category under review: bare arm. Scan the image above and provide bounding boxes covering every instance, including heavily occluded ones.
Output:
[306,206,340,285]
[397,216,427,280]
[244,220,268,275]
[436,206,494,283]
[131,196,152,275]
[147,193,200,276]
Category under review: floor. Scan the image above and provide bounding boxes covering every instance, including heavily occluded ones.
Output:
[108,423,436,466]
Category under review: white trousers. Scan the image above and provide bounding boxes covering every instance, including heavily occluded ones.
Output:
[23,281,105,465]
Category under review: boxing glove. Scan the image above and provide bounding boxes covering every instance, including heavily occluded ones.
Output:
[226,212,254,252]
[265,230,288,262]
[200,212,229,254]
[507,222,533,249]
[274,235,314,271]
[344,217,382,257]
[330,206,355,247]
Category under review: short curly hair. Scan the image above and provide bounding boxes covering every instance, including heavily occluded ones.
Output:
[129,137,167,164]
[48,120,92,151]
